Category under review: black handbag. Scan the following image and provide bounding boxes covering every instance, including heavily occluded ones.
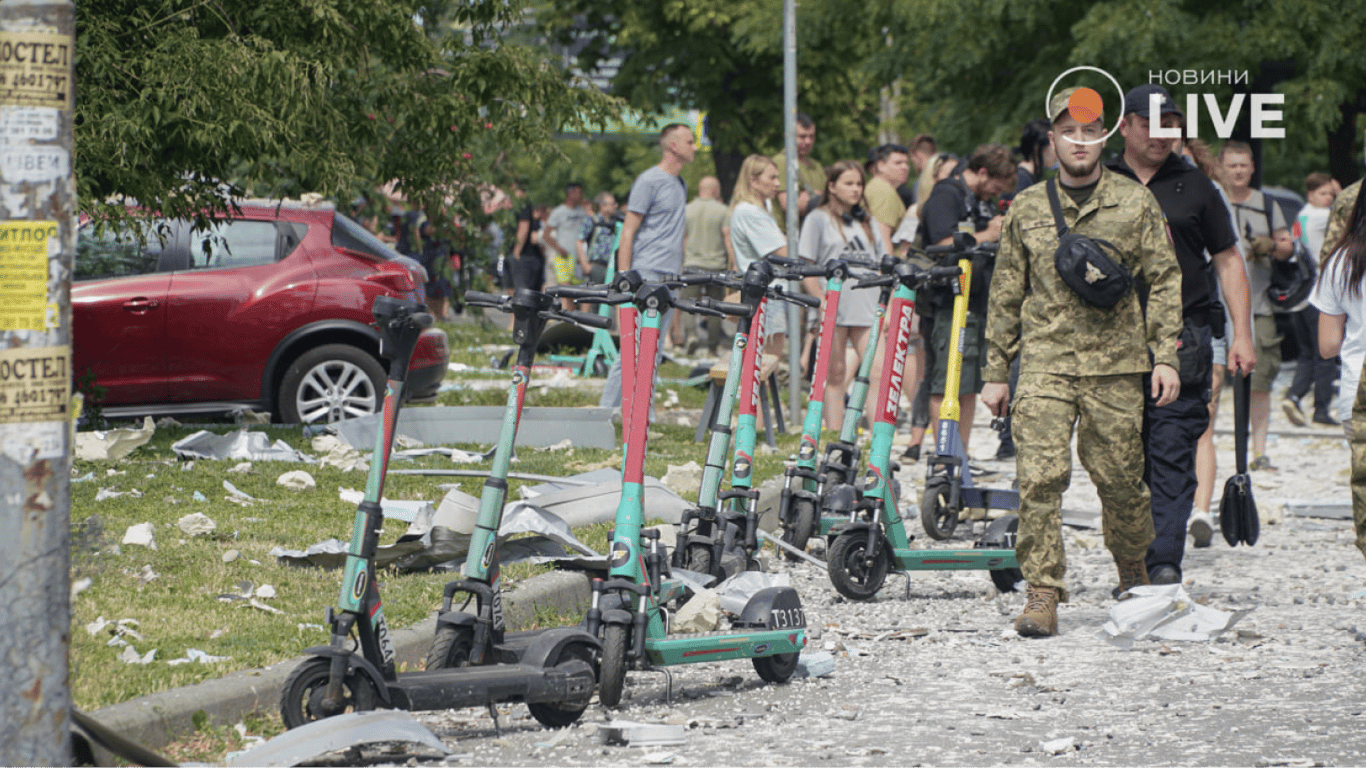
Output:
[1046,180,1134,309]
[1220,372,1259,546]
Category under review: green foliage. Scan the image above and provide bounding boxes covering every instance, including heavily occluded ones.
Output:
[75,0,621,229]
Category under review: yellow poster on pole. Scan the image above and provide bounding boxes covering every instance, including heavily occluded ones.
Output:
[0,220,54,330]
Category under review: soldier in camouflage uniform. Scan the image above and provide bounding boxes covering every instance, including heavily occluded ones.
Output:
[1327,180,1366,561]
[1320,179,1361,266]
[982,88,1184,637]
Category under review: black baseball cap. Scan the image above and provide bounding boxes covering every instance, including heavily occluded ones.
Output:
[1123,84,1183,118]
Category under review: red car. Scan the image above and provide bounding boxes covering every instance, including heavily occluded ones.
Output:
[74,199,449,424]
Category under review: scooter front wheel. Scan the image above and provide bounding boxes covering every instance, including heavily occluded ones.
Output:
[597,623,630,708]
[920,479,959,540]
[527,642,596,728]
[279,657,377,729]
[752,652,799,683]
[681,542,713,578]
[425,624,474,670]
[826,531,889,600]
[781,498,817,561]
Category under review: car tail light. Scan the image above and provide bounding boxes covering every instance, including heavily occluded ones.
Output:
[367,260,417,295]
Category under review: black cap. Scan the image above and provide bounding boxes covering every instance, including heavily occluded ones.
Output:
[1123,84,1182,118]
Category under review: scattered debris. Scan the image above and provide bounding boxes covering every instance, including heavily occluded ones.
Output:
[794,651,836,678]
[229,462,253,474]
[177,512,217,536]
[313,435,368,472]
[75,417,156,461]
[662,461,703,495]
[167,648,232,666]
[173,430,314,463]
[672,589,722,632]
[223,550,241,563]
[192,491,207,502]
[596,721,687,747]
[96,487,142,502]
[224,710,449,767]
[70,577,92,600]
[121,523,156,550]
[1039,736,1078,755]
[119,646,157,665]
[544,438,573,451]
[1103,584,1253,647]
[137,564,159,585]
[277,470,316,491]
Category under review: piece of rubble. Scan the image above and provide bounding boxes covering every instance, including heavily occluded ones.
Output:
[277,470,317,491]
[177,512,217,536]
[122,523,157,550]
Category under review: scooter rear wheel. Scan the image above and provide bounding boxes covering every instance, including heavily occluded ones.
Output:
[826,531,889,601]
[597,623,630,708]
[920,479,959,540]
[527,643,596,728]
[279,657,377,729]
[982,514,1024,593]
[781,497,816,561]
[752,652,799,683]
[425,624,474,670]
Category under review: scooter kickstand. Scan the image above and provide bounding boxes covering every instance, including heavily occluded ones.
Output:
[642,667,676,705]
[486,703,501,736]
[891,569,912,600]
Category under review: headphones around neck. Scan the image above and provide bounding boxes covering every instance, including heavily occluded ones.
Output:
[841,205,869,225]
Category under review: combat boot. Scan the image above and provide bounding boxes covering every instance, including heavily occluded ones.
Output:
[1112,558,1149,600]
[1013,585,1058,637]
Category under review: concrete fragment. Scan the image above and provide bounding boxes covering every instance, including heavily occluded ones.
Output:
[596,721,687,747]
[672,589,722,632]
[662,461,702,494]
[177,512,216,536]
[276,470,316,491]
[1040,737,1077,755]
[75,416,156,461]
[122,523,157,550]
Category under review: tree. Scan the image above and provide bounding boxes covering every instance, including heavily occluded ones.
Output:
[541,0,888,198]
[873,0,1364,188]
[75,0,620,228]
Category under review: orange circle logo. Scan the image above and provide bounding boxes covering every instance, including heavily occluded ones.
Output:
[1068,87,1104,124]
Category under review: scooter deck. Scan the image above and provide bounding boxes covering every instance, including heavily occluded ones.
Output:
[388,661,593,711]
[890,547,1018,571]
[644,628,806,666]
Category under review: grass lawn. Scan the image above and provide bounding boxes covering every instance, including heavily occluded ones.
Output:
[71,316,805,715]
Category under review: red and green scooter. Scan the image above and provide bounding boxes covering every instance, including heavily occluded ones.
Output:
[823,250,1022,600]
[584,270,807,707]
[672,259,821,581]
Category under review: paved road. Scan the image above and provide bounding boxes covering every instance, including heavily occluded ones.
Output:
[401,509,1366,767]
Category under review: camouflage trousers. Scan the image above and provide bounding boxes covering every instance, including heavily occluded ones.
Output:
[1349,367,1366,560]
[1013,372,1155,601]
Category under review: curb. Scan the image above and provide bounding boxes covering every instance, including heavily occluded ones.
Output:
[88,569,592,761]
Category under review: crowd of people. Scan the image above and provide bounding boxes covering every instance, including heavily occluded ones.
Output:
[359,86,1362,638]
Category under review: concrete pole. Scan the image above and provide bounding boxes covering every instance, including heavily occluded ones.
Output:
[782,0,800,424]
[0,1,74,764]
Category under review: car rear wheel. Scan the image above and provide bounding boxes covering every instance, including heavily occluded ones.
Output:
[279,344,385,424]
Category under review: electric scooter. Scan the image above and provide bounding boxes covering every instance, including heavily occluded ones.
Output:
[822,252,1023,600]
[545,221,621,377]
[581,270,808,708]
[777,253,898,556]
[280,294,602,730]
[917,240,1022,564]
[672,260,822,581]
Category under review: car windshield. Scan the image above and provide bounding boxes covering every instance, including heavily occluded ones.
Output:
[332,213,404,262]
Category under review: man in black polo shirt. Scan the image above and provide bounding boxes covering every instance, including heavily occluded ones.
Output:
[1106,84,1256,586]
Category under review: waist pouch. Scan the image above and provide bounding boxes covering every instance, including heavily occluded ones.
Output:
[1046,180,1134,309]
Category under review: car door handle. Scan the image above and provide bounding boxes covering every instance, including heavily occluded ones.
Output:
[122,298,160,311]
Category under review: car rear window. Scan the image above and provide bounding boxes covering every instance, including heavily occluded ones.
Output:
[187,220,285,270]
[75,219,175,280]
[332,213,404,262]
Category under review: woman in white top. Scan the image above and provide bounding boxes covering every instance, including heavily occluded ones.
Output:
[1312,187,1366,436]
[1313,184,1366,563]
[797,160,893,430]
[728,154,792,353]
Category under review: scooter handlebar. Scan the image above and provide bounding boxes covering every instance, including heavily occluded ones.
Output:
[677,297,754,319]
[771,285,822,308]
[463,290,506,309]
[853,275,896,288]
[550,285,635,305]
[775,262,828,279]
[551,309,613,329]
[929,265,963,279]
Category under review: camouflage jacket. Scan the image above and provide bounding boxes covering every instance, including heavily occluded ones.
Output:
[984,167,1183,382]
[1320,179,1362,265]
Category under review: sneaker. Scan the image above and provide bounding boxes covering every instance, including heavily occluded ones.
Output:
[1312,413,1341,427]
[1249,455,1277,471]
[1188,510,1214,548]
[899,444,920,464]
[995,437,1016,460]
[1281,396,1307,427]
[1013,585,1059,637]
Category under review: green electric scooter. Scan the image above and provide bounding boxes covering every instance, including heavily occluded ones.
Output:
[822,246,1023,600]
[545,221,621,376]
[579,270,807,707]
